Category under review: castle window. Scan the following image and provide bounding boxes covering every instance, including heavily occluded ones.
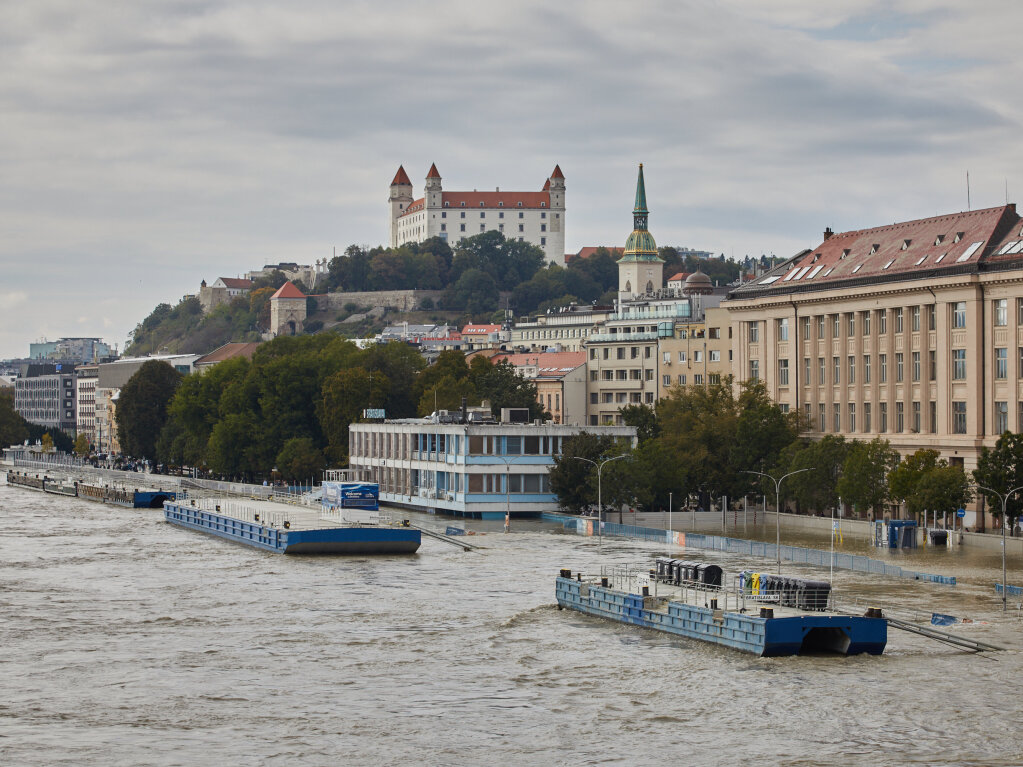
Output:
[461,211,465,218]
[518,224,524,232]
[541,211,546,219]
[541,237,546,246]
[517,202,522,207]
[499,202,504,207]
[441,224,446,232]
[519,212,524,219]
[480,212,485,218]
[444,201,449,207]
[480,224,485,232]
[499,212,504,219]
[541,202,546,207]
[479,202,484,207]
[518,237,524,242]
[460,224,465,232]
[461,202,466,207]
[441,212,446,218]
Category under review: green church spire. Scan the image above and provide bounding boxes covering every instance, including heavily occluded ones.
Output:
[620,163,661,262]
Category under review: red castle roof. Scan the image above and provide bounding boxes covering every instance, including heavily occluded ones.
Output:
[391,165,411,185]
[426,163,441,179]
[550,164,564,179]
[271,281,306,300]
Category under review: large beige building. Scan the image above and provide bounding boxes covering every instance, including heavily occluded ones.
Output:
[724,204,1023,522]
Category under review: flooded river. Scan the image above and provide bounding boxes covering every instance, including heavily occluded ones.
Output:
[2,484,1022,766]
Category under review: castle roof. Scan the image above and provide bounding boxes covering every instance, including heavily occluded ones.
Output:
[216,277,254,289]
[271,281,306,300]
[567,247,625,262]
[391,165,412,186]
[551,165,564,180]
[729,204,1023,299]
[426,163,441,179]
[543,179,551,191]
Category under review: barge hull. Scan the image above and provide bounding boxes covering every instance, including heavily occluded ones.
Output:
[556,577,886,657]
[164,502,421,555]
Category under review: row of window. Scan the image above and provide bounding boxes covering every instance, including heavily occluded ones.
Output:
[753,347,1023,385]
[807,401,1018,435]
[442,210,547,219]
[443,200,550,209]
[751,299,1023,344]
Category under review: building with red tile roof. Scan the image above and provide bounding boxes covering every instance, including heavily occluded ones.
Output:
[724,203,1023,526]
[389,164,566,265]
[194,342,262,370]
[566,246,624,262]
[270,281,307,336]
[490,351,587,425]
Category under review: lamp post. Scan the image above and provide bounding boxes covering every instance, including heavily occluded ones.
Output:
[974,484,1023,612]
[571,454,629,549]
[669,491,673,537]
[742,468,813,574]
[493,453,518,533]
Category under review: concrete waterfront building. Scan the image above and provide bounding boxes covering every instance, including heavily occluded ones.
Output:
[348,414,635,519]
[724,204,1023,525]
[76,364,98,445]
[14,369,77,434]
[389,163,567,265]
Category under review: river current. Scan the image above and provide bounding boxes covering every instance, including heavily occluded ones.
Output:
[2,484,1022,766]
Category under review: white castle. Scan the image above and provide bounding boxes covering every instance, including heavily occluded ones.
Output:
[389,163,566,265]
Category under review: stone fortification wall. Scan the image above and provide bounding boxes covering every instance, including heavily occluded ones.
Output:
[316,290,445,313]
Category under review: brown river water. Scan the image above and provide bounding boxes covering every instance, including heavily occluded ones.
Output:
[2,483,1022,766]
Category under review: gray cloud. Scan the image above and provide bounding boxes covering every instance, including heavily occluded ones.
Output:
[2,1,1022,357]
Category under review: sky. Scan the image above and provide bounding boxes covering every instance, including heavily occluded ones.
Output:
[2,0,1022,359]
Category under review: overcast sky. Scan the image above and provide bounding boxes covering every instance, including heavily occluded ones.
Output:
[2,0,1022,359]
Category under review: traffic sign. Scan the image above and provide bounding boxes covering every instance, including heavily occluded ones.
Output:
[956,508,966,518]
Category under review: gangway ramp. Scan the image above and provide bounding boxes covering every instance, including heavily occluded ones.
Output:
[410,524,482,552]
[884,616,1006,654]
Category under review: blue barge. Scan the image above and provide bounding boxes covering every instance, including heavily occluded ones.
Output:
[163,490,420,555]
[556,563,887,657]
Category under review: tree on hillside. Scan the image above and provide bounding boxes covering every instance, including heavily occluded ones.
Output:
[0,390,29,448]
[116,360,184,460]
[442,269,500,314]
[974,432,1023,528]
[450,230,545,286]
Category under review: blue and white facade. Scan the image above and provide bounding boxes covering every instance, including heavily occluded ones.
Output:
[348,420,636,519]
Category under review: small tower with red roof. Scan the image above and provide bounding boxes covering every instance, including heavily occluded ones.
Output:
[270,281,307,337]
[388,165,414,248]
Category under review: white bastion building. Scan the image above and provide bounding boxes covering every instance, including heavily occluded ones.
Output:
[389,163,566,265]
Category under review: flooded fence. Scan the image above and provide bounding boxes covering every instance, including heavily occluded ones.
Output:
[543,513,956,586]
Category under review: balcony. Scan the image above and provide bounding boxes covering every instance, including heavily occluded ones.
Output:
[587,331,661,343]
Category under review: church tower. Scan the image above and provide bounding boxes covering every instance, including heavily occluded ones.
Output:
[617,163,663,301]
[388,166,413,247]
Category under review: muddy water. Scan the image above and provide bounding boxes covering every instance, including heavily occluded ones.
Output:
[1,485,1021,766]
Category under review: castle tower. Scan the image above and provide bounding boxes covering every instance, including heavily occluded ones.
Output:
[425,162,442,206]
[270,281,307,337]
[617,163,663,301]
[388,166,414,247]
[547,165,566,266]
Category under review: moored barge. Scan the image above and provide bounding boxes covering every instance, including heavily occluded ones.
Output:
[556,558,887,657]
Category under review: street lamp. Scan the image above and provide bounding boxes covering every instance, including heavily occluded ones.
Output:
[571,454,629,549]
[974,483,1023,612]
[742,468,814,574]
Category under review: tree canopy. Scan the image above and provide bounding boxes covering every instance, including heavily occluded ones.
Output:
[973,432,1023,525]
[115,360,184,460]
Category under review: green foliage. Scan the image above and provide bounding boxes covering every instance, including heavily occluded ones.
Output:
[620,404,659,444]
[836,438,900,516]
[116,360,184,460]
[0,390,29,447]
[548,432,621,513]
[442,269,499,314]
[774,435,849,513]
[974,432,1023,525]
[327,239,453,293]
[275,437,326,483]
[468,357,545,420]
[125,296,207,356]
[318,368,390,464]
[419,297,434,310]
[888,449,972,517]
[73,433,90,456]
